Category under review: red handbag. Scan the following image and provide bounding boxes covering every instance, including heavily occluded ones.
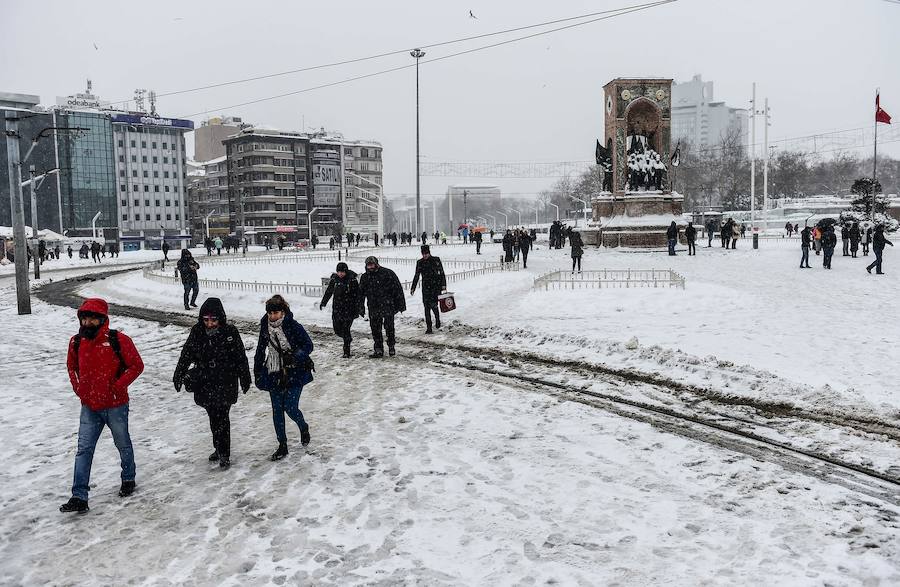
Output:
[438,292,456,313]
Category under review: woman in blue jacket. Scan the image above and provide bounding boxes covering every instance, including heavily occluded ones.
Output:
[254,295,314,461]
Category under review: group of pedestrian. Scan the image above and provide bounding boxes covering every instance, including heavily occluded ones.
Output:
[549,221,568,249]
[60,292,317,514]
[799,222,892,273]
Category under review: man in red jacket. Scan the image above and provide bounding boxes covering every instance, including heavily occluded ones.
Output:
[60,298,144,513]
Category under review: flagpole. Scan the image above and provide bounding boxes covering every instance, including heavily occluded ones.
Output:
[873,88,878,221]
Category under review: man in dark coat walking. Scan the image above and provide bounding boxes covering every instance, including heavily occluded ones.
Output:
[175,250,200,310]
[320,262,362,357]
[502,230,514,262]
[473,229,483,254]
[685,222,697,255]
[822,225,837,269]
[410,245,446,334]
[518,230,532,268]
[866,225,894,275]
[666,221,678,256]
[359,256,406,358]
[173,298,250,468]
[800,226,812,268]
[849,223,860,258]
[841,224,851,256]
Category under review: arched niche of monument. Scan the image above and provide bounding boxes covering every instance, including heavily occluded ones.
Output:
[624,98,662,154]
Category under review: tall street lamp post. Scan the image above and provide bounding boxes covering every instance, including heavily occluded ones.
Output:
[410,48,425,236]
[548,202,560,221]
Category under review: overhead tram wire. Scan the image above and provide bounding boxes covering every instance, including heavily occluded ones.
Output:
[105,0,676,108]
[176,0,676,118]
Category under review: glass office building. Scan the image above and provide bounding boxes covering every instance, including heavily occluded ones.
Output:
[56,110,117,237]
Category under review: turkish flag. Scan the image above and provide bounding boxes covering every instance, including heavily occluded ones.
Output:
[876,91,892,124]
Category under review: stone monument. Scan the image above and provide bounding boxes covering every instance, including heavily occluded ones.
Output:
[584,77,685,247]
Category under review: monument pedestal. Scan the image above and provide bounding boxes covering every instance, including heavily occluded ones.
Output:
[580,191,686,247]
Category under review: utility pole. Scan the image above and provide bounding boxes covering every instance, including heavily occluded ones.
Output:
[463,189,468,231]
[750,82,756,233]
[28,166,41,279]
[763,97,770,231]
[410,48,426,235]
[5,112,31,314]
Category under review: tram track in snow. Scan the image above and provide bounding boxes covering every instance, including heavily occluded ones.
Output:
[35,268,900,507]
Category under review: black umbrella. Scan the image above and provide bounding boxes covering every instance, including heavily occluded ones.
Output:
[816,218,838,229]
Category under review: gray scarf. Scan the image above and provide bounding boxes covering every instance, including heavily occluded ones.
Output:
[266,318,290,374]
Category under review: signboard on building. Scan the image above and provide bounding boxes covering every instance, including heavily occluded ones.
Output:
[56,94,110,109]
[313,157,341,207]
[110,113,195,129]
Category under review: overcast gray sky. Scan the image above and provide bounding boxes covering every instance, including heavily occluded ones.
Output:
[3,0,898,202]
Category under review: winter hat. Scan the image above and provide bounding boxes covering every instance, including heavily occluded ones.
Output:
[364,256,379,267]
[265,294,290,313]
[198,297,227,324]
[77,298,109,322]
[180,249,192,259]
[421,245,430,254]
[336,262,349,272]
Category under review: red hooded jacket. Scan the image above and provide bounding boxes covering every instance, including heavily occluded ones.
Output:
[66,298,144,411]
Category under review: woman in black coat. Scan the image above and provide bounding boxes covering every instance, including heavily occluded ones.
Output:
[173,297,250,469]
[320,262,361,357]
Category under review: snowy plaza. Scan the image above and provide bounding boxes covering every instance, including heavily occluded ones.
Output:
[1,238,899,585]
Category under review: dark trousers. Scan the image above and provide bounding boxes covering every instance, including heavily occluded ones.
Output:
[867,249,884,273]
[823,246,834,268]
[520,248,528,268]
[183,281,199,308]
[423,301,440,331]
[475,240,481,254]
[572,256,582,272]
[707,233,713,247]
[800,246,810,267]
[667,238,676,255]
[268,386,307,444]
[370,314,396,351]
[333,316,354,354]
[687,240,696,255]
[863,242,870,255]
[842,240,849,256]
[205,404,231,458]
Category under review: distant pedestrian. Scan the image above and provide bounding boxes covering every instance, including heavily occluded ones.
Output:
[866,226,893,275]
[502,230,514,262]
[214,236,223,256]
[785,222,793,238]
[685,222,697,255]
[162,241,170,261]
[666,221,678,256]
[706,219,716,247]
[358,256,406,358]
[841,224,850,256]
[799,226,812,268]
[570,229,584,274]
[175,249,200,310]
[173,298,250,469]
[90,241,101,263]
[849,223,860,258]
[67,245,73,259]
[862,227,872,256]
[60,298,144,513]
[410,245,446,334]
[254,295,314,461]
[473,230,483,254]
[731,221,740,249]
[822,226,837,269]
[518,230,532,268]
[205,237,213,256]
[320,262,361,358]
[812,226,822,255]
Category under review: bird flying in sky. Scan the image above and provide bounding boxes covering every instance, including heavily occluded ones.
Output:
[469,10,477,19]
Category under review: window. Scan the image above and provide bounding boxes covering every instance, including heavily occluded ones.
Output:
[153,171,159,178]
[141,141,147,148]
[163,156,169,164]
[118,140,124,148]
[344,148,352,156]
[155,214,161,221]
[119,170,125,177]
[174,200,179,207]
[118,155,124,163]
[166,214,172,221]
[132,170,137,177]
[134,199,139,206]
[152,142,157,149]
[132,185,138,192]
[164,171,169,178]
[154,185,159,192]
[176,214,180,220]
[165,186,170,192]
[155,200,160,207]
[145,199,150,206]
[165,200,171,207]
[122,214,128,221]
[152,156,158,164]
[143,170,148,178]
[120,198,127,205]
[361,148,368,158]
[131,155,136,163]
[130,140,136,148]
[142,156,147,163]
[145,214,150,221]
[120,186,126,193]
[163,142,168,150]
[144,185,149,192]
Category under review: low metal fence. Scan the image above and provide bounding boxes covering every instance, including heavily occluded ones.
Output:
[533,269,685,290]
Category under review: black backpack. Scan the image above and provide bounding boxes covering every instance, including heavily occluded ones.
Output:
[73,329,126,376]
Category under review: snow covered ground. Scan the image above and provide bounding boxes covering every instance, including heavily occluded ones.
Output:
[1,277,898,585]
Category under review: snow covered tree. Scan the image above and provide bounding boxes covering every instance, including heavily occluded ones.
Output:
[839,178,898,232]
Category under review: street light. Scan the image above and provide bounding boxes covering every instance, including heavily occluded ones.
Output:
[567,196,589,227]
[496,211,508,229]
[410,48,426,236]
[506,208,522,226]
[548,202,560,221]
[205,209,218,238]
[484,213,496,230]
[344,171,384,242]
[22,166,59,279]
[532,205,540,224]
[307,206,319,243]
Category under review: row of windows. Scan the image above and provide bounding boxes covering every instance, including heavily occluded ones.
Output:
[119,154,182,165]
[119,169,185,179]
[117,139,180,151]
[244,203,297,212]
[120,184,182,194]
[121,199,180,207]
[343,147,381,159]
[123,213,180,221]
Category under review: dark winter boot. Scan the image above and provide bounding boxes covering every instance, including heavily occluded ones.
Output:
[369,350,384,359]
[388,346,396,357]
[270,443,288,461]
[342,339,351,358]
[208,451,220,462]
[118,480,136,497]
[301,427,311,447]
[219,457,231,469]
[59,497,89,513]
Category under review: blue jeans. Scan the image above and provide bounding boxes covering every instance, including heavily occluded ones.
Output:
[867,249,884,273]
[667,238,676,255]
[801,246,809,267]
[269,386,308,444]
[72,404,135,500]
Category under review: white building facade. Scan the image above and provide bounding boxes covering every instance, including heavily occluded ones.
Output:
[671,75,748,149]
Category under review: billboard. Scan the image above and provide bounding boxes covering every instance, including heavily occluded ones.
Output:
[313,155,341,207]
[110,113,195,129]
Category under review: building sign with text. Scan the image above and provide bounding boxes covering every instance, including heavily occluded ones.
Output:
[110,113,195,129]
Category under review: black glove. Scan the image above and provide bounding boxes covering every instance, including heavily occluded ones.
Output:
[174,377,182,393]
[319,303,325,311]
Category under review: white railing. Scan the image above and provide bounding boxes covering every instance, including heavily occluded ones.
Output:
[533,269,685,290]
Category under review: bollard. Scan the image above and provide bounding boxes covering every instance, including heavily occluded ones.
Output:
[753,233,759,249]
